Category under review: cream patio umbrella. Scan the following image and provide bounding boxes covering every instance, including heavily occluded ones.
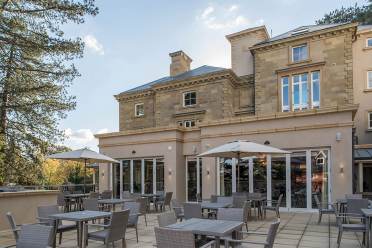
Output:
[48,148,119,193]
[198,140,291,192]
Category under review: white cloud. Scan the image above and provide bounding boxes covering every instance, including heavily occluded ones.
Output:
[197,4,264,30]
[63,128,109,151]
[83,35,104,55]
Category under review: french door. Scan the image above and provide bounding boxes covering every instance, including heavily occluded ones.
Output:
[186,157,202,201]
[217,149,331,210]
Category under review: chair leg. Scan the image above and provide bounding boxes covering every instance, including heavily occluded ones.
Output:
[144,214,147,226]
[135,226,139,243]
[245,222,248,232]
[363,232,365,245]
[122,238,126,248]
[318,212,322,224]
[59,232,62,244]
[277,209,280,218]
[337,230,342,248]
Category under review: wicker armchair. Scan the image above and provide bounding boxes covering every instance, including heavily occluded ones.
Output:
[157,212,177,227]
[154,227,215,248]
[184,202,202,220]
[123,201,140,242]
[263,194,283,218]
[171,199,184,221]
[16,224,54,248]
[84,209,130,248]
[6,212,21,241]
[137,197,148,226]
[100,190,112,199]
[155,192,173,212]
[313,194,335,224]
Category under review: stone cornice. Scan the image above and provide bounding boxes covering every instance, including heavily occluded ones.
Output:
[96,105,358,140]
[275,61,326,74]
[173,110,206,118]
[251,23,358,52]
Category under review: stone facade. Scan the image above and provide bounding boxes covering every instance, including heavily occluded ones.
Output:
[251,24,357,114]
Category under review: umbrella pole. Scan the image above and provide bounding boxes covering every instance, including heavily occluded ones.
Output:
[84,159,87,194]
[237,152,240,192]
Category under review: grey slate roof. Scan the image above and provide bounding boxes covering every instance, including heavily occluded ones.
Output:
[255,23,348,46]
[355,148,372,160]
[122,65,226,94]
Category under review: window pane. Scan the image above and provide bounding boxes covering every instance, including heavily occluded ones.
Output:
[368,71,372,89]
[220,158,233,196]
[293,76,300,109]
[312,71,320,107]
[237,158,249,192]
[369,112,372,129]
[144,159,153,194]
[253,157,267,198]
[301,78,308,108]
[282,77,289,111]
[311,150,329,209]
[291,152,307,208]
[156,159,164,192]
[271,156,286,207]
[187,160,197,201]
[368,39,372,47]
[293,45,307,62]
[133,160,142,193]
[122,160,130,192]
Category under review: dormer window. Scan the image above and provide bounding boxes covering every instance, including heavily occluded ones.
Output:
[183,91,196,107]
[367,38,372,47]
[134,103,144,117]
[292,44,308,62]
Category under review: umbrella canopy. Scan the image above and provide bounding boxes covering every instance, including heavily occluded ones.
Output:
[198,140,291,158]
[48,148,119,163]
[48,148,119,193]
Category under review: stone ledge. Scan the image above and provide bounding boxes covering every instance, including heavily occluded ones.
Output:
[0,190,59,198]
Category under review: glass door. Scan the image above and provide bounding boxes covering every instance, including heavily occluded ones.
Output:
[271,156,286,207]
[290,152,307,208]
[237,158,250,192]
[132,160,142,193]
[186,157,202,201]
[156,158,164,192]
[253,157,267,197]
[112,163,120,198]
[144,159,153,194]
[219,158,233,196]
[311,150,329,208]
[122,160,130,192]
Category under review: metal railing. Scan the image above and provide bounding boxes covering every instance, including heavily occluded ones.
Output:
[0,184,98,193]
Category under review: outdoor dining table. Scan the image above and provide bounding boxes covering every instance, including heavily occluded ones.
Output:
[49,210,111,248]
[167,218,243,246]
[201,202,231,210]
[98,198,133,211]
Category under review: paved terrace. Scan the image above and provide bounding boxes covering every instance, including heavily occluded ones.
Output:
[0,211,364,248]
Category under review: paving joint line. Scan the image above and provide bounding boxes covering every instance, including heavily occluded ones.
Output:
[295,213,313,248]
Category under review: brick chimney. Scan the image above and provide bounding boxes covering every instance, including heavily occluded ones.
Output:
[169,50,192,77]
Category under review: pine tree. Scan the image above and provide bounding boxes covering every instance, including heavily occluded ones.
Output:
[0,0,98,184]
[316,1,372,25]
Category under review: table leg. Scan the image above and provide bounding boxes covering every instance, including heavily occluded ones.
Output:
[82,221,86,248]
[215,237,220,247]
[77,221,83,248]
[367,216,371,248]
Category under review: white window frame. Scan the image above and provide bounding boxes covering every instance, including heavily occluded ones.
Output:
[183,91,196,107]
[292,44,308,62]
[134,103,144,117]
[281,76,290,112]
[368,112,372,130]
[311,71,320,108]
[366,38,372,48]
[184,120,195,128]
[368,71,372,89]
[292,73,308,110]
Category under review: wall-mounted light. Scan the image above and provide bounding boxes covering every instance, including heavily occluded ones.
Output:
[340,167,344,174]
[206,169,210,176]
[168,169,172,175]
[101,172,105,178]
[336,132,342,142]
[264,140,270,145]
[168,146,172,151]
[131,150,136,155]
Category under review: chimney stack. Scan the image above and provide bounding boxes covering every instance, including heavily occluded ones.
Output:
[169,50,192,77]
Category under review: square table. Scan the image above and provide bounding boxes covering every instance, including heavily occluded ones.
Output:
[201,202,231,210]
[362,209,372,248]
[167,218,243,246]
[50,210,111,248]
[98,198,132,211]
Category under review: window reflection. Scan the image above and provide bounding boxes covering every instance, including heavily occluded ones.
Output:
[220,158,233,196]
[291,152,307,208]
[271,156,286,207]
[311,151,328,208]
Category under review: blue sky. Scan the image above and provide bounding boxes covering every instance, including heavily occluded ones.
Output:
[61,0,363,150]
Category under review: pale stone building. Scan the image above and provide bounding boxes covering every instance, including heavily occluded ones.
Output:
[96,23,372,210]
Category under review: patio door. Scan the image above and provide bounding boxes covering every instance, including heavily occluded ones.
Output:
[186,157,202,201]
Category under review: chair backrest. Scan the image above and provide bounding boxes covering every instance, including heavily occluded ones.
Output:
[164,192,173,205]
[37,205,59,225]
[101,190,112,199]
[157,212,177,227]
[217,208,244,222]
[136,197,147,214]
[265,221,280,248]
[346,198,369,215]
[16,224,54,248]
[89,191,99,199]
[155,227,195,248]
[107,210,130,243]
[83,198,99,211]
[183,202,202,220]
[233,195,247,208]
[346,194,363,199]
[243,201,250,222]
[276,194,284,210]
[56,192,65,206]
[171,199,183,217]
[210,195,217,203]
[6,212,19,240]
[122,191,131,198]
[123,201,140,225]
[216,196,233,204]
[196,193,202,202]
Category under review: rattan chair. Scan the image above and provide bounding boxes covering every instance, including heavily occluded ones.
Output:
[155,192,173,211]
[16,224,54,248]
[56,192,68,212]
[37,205,76,245]
[233,195,247,208]
[184,202,202,220]
[123,201,140,242]
[210,195,217,203]
[137,197,148,226]
[100,190,112,199]
[83,198,99,211]
[157,212,177,227]
[6,212,21,241]
[89,191,99,199]
[171,199,184,221]
[217,208,244,222]
[122,191,131,198]
[314,194,335,224]
[223,220,280,248]
[263,194,283,218]
[154,227,215,248]
[243,201,251,231]
[85,209,130,248]
[336,198,369,247]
